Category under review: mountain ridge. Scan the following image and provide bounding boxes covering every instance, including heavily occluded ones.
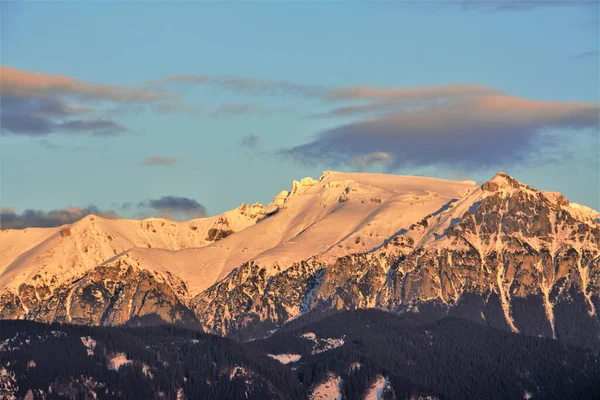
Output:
[1,171,598,350]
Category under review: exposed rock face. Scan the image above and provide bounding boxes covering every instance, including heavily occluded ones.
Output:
[1,261,197,326]
[205,216,235,241]
[1,172,598,349]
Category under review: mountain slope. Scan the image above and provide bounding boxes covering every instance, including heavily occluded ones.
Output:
[250,310,600,400]
[0,320,305,400]
[3,312,598,400]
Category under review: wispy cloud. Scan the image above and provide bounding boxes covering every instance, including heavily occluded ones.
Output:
[349,152,392,170]
[325,83,500,101]
[1,66,170,103]
[209,103,270,117]
[154,102,204,115]
[155,74,325,98]
[569,50,600,59]
[0,206,119,229]
[455,0,597,12]
[139,156,184,167]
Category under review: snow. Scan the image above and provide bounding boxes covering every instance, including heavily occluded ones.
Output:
[267,353,302,364]
[301,332,345,355]
[80,336,96,356]
[349,362,361,371]
[310,373,342,400]
[142,364,153,379]
[1,331,66,352]
[229,366,247,380]
[312,337,345,355]
[364,375,392,400]
[566,203,600,227]
[107,353,131,371]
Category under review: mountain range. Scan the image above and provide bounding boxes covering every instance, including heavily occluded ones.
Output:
[1,171,599,352]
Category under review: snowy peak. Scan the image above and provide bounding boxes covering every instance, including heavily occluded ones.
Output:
[481,172,524,192]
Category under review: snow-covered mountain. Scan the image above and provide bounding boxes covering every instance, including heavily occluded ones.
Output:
[1,171,598,349]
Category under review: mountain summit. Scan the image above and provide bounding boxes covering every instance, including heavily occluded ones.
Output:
[1,172,598,349]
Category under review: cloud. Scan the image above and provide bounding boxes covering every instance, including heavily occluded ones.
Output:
[0,94,117,136]
[58,119,127,136]
[349,152,392,170]
[155,71,598,173]
[0,206,119,230]
[137,196,207,220]
[325,83,501,101]
[1,66,171,103]
[281,93,599,171]
[139,156,183,167]
[157,74,500,105]
[154,102,204,115]
[569,50,600,59]
[310,84,503,118]
[0,66,180,138]
[1,109,127,137]
[239,134,260,150]
[209,103,271,117]
[156,74,325,98]
[455,0,597,12]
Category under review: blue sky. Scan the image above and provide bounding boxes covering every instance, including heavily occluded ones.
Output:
[1,1,599,224]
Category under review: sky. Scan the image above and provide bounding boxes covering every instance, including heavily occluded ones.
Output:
[1,1,599,227]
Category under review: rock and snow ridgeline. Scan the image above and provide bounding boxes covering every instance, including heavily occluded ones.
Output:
[0,171,598,348]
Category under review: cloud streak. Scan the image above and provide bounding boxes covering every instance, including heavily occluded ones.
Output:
[139,156,183,167]
[569,50,600,59]
[156,74,325,98]
[455,0,597,12]
[209,103,270,117]
[1,66,170,103]
[0,206,119,229]
[154,102,204,115]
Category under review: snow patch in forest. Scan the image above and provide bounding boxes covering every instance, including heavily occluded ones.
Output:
[268,353,302,364]
[80,336,96,356]
[108,353,131,371]
[310,373,342,400]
